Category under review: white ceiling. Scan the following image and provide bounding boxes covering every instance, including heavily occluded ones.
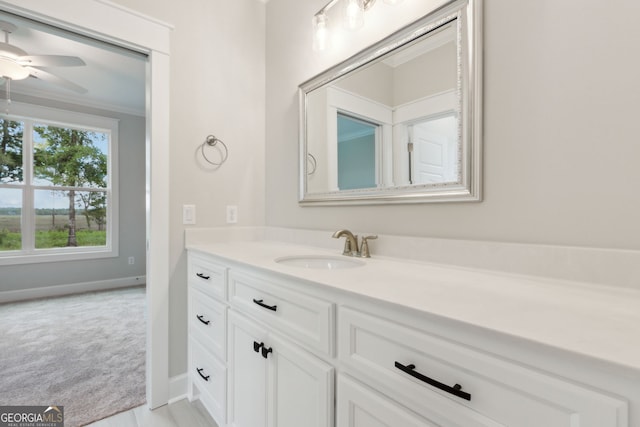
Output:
[0,11,146,116]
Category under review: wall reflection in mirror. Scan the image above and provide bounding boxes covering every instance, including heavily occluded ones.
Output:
[300,0,482,205]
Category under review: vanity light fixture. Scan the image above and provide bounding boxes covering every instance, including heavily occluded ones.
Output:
[343,0,365,30]
[312,12,329,51]
[312,0,399,51]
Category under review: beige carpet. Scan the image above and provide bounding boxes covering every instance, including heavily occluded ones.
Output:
[0,286,146,426]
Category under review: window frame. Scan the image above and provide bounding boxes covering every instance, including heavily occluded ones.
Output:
[0,101,119,265]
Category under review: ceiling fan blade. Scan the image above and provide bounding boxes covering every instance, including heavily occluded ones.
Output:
[18,55,86,67]
[26,67,88,94]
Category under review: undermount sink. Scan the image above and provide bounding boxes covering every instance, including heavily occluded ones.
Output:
[275,255,365,270]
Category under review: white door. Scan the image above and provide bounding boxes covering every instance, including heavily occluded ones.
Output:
[268,335,334,427]
[410,114,458,184]
[227,312,268,427]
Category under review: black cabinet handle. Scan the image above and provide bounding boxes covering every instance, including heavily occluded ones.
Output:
[261,346,273,359]
[394,361,471,401]
[196,368,210,381]
[196,315,210,325]
[196,273,210,280]
[252,298,277,312]
[253,341,264,353]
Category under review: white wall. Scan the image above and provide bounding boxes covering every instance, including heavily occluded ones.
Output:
[92,0,639,380]
[266,0,640,251]
[110,0,266,377]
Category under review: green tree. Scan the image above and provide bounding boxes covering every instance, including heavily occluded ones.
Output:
[80,191,107,230]
[33,125,107,247]
[87,192,107,231]
[0,119,24,183]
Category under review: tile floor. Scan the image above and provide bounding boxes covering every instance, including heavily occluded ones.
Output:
[87,398,218,427]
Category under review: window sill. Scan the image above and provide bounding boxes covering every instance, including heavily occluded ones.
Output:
[0,247,118,265]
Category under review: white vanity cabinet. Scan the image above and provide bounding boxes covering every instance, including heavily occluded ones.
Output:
[186,246,634,427]
[187,252,229,426]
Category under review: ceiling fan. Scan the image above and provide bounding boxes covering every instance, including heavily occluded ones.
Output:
[0,20,87,94]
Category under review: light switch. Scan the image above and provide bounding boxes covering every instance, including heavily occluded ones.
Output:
[183,204,196,225]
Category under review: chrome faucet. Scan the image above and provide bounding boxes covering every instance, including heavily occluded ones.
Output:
[332,230,378,257]
[332,229,360,257]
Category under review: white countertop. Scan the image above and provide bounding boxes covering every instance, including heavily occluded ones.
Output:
[187,239,640,372]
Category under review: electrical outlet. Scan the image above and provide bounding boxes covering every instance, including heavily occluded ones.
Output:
[128,256,135,265]
[226,205,238,224]
[183,204,196,225]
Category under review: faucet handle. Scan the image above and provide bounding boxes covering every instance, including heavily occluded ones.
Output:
[360,235,378,258]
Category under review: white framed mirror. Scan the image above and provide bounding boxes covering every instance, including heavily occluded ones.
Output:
[299,0,482,205]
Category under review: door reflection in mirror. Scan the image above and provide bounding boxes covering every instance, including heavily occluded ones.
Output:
[408,112,458,184]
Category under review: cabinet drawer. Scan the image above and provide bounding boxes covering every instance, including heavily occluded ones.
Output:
[189,287,226,361]
[188,252,227,301]
[229,270,334,355]
[337,374,438,427]
[190,338,226,424]
[338,307,627,427]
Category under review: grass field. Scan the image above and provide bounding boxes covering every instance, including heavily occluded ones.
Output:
[0,215,106,250]
[0,214,102,231]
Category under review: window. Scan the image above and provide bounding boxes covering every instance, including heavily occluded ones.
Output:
[337,113,378,190]
[0,103,118,264]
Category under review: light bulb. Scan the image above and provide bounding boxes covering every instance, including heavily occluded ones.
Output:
[312,13,329,51]
[383,0,404,4]
[0,58,30,80]
[343,0,364,30]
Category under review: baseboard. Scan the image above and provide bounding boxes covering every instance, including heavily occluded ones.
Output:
[0,276,146,303]
[168,373,188,404]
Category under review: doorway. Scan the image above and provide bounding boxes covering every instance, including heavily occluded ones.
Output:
[0,0,171,409]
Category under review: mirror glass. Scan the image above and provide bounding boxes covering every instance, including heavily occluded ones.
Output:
[299,0,481,205]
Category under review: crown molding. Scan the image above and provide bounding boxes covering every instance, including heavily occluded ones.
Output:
[7,87,145,117]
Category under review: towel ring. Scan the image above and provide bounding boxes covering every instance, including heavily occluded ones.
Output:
[307,153,317,175]
[201,135,229,166]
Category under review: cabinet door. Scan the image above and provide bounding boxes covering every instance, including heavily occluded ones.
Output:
[336,374,439,427]
[228,312,268,427]
[267,334,334,427]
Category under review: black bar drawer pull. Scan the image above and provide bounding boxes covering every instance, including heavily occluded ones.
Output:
[196,368,210,381]
[394,361,471,401]
[196,315,210,325]
[253,341,264,353]
[196,273,210,280]
[253,298,277,312]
